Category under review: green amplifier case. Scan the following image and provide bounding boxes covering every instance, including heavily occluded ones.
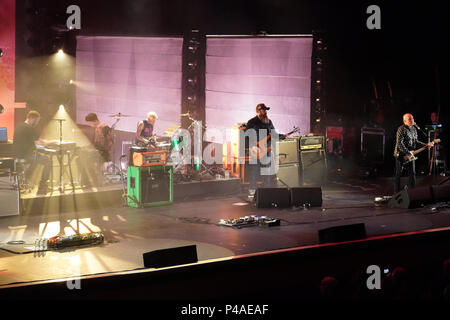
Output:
[127,165,173,208]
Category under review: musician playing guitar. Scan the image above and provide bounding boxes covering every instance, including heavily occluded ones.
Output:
[243,103,296,197]
[394,113,435,193]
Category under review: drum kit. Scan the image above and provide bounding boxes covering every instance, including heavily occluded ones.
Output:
[110,111,225,182]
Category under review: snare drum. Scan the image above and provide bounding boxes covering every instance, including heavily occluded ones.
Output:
[129,145,148,165]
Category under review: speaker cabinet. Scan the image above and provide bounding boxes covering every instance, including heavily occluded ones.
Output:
[277,163,301,188]
[290,187,322,207]
[277,138,299,164]
[0,176,20,217]
[319,223,366,243]
[300,149,327,186]
[127,166,173,207]
[388,186,434,209]
[254,187,290,208]
[143,245,198,268]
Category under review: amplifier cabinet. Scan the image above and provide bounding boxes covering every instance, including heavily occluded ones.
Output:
[0,176,20,216]
[300,135,325,151]
[277,138,299,164]
[277,163,301,188]
[127,165,173,208]
[300,149,327,186]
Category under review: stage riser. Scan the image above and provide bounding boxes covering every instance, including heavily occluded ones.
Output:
[21,178,241,215]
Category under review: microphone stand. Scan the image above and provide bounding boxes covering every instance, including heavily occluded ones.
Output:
[52,119,66,193]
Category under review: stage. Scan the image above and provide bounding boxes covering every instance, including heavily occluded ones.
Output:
[1,176,450,288]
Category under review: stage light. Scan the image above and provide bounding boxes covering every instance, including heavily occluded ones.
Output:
[316,118,321,123]
[57,49,64,57]
[0,48,3,57]
[187,76,197,86]
[59,104,65,112]
[316,80,321,84]
[316,98,321,102]
[187,95,197,102]
[187,61,198,70]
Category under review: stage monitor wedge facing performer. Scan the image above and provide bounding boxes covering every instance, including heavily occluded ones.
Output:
[393,113,435,194]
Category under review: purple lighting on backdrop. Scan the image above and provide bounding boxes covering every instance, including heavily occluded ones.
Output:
[76,36,183,133]
[205,37,313,143]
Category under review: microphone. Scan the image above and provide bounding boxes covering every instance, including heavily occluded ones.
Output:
[413,123,420,130]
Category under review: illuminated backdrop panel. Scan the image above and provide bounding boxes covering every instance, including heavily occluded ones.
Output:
[205,37,312,143]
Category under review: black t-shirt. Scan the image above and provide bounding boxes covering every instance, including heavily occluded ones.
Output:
[13,122,39,159]
[244,116,285,146]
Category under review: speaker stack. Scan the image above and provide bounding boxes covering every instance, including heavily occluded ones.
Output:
[277,137,301,188]
[299,135,327,186]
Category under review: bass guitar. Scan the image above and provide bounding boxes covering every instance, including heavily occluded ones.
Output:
[399,139,440,164]
[250,127,300,160]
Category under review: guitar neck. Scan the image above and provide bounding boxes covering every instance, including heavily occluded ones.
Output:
[413,146,427,155]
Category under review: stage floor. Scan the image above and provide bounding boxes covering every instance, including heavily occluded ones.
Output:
[1,177,450,287]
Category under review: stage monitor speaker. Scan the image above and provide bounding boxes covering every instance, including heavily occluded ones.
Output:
[431,184,450,202]
[277,163,301,188]
[254,187,290,208]
[143,245,198,268]
[290,187,322,207]
[388,186,434,209]
[318,223,366,244]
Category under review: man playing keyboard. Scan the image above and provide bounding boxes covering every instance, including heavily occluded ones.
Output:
[13,110,52,195]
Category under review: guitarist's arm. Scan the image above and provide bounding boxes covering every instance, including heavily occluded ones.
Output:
[418,140,434,148]
[268,121,287,140]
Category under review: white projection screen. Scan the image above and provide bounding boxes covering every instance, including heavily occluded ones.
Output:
[205,36,313,143]
[75,36,183,133]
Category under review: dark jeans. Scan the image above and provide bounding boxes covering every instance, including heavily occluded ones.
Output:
[394,158,416,194]
[25,152,52,188]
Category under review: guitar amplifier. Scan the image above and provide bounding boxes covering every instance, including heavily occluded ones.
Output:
[300,149,327,186]
[300,135,325,151]
[277,138,299,164]
[127,165,173,208]
[133,151,167,167]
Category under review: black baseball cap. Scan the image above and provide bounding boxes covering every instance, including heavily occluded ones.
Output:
[256,103,270,111]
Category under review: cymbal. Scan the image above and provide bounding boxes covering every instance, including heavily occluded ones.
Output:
[109,113,131,118]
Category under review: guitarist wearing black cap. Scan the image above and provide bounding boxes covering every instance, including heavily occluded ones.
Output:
[243,103,297,197]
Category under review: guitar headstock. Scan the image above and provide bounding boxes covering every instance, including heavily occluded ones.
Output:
[434,139,441,144]
[290,126,300,135]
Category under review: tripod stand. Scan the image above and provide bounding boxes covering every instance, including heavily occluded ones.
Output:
[105,116,122,176]
[186,115,216,179]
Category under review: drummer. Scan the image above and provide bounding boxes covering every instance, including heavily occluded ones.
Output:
[136,111,158,147]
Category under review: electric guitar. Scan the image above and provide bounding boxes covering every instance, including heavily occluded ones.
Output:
[400,139,440,164]
[250,127,300,160]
